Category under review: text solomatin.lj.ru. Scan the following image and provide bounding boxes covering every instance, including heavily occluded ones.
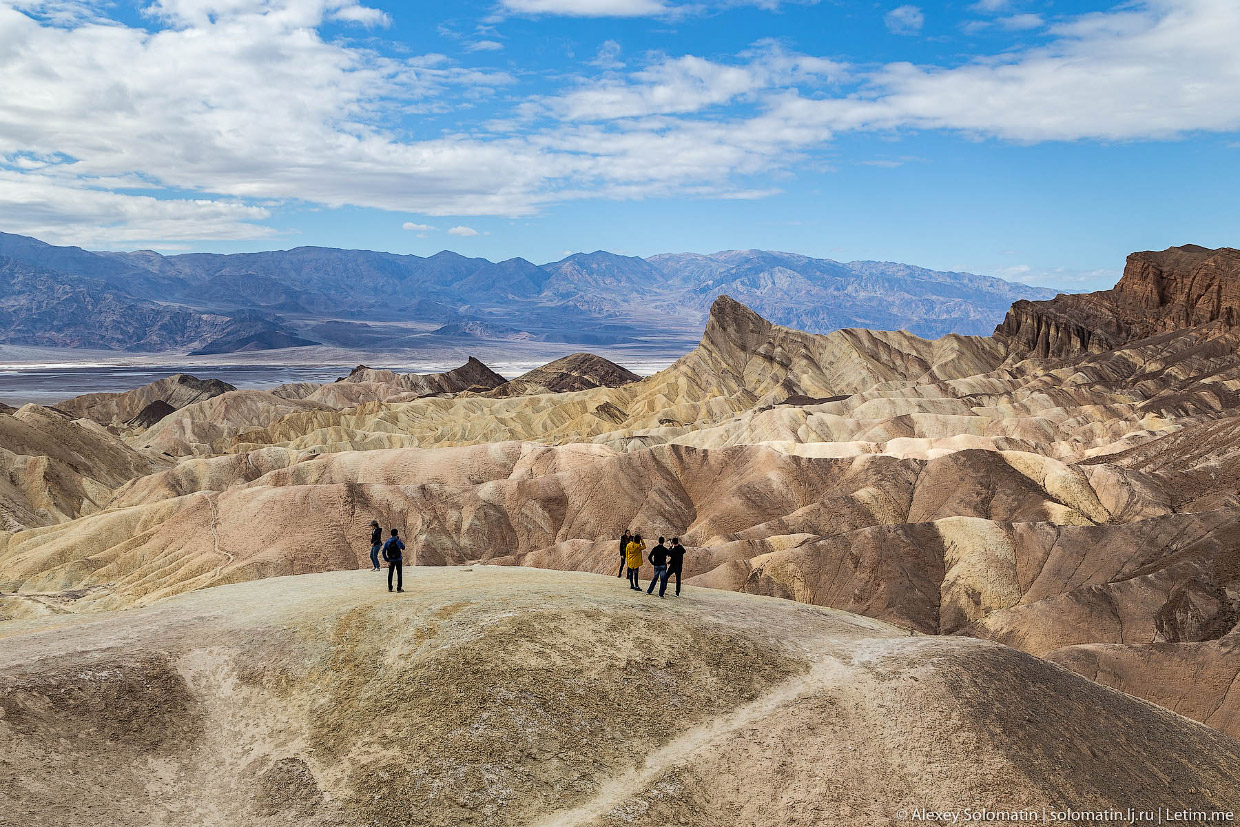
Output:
[895,808,1236,824]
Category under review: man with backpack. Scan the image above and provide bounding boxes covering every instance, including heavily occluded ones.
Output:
[382,528,406,593]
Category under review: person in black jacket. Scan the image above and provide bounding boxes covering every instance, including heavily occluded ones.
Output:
[368,520,383,571]
[618,530,632,578]
[667,537,686,597]
[647,536,670,598]
[382,528,406,593]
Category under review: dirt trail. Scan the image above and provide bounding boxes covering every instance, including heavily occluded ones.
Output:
[202,492,235,585]
[528,636,907,827]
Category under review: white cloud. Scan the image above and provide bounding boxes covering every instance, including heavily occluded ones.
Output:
[541,44,846,121]
[466,39,504,51]
[765,0,1240,142]
[401,222,436,237]
[495,0,816,18]
[0,168,274,246]
[447,225,481,236]
[885,5,924,35]
[592,39,623,69]
[499,0,668,17]
[330,3,390,26]
[998,13,1042,30]
[996,263,1119,290]
[0,0,522,241]
[971,0,1010,11]
[965,11,1042,34]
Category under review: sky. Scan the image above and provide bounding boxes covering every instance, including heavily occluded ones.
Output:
[1,0,1238,290]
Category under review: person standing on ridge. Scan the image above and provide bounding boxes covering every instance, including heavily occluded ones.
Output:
[667,537,687,597]
[618,529,632,578]
[625,533,645,591]
[382,528,406,593]
[368,520,383,571]
[647,537,670,598]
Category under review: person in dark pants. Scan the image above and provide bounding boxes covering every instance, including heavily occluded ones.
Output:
[382,528,406,593]
[617,530,632,578]
[667,537,686,597]
[647,536,669,598]
[368,520,383,571]
[625,533,645,590]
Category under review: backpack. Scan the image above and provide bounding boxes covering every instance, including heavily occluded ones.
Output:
[382,537,403,562]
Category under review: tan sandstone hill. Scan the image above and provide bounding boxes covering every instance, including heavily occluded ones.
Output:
[1,567,1237,827]
[272,357,507,409]
[163,296,1009,459]
[57,373,236,427]
[0,404,164,532]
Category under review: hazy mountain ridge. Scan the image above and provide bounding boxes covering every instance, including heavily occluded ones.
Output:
[0,255,303,352]
[0,232,1055,354]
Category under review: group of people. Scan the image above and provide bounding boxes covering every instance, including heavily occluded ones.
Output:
[619,531,686,598]
[368,520,406,592]
[364,521,687,598]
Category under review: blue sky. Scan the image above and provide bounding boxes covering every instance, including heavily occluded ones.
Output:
[1,0,1238,290]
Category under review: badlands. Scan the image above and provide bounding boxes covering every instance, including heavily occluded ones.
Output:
[4,244,1240,823]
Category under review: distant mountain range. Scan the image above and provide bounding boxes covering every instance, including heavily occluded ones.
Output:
[0,231,1056,354]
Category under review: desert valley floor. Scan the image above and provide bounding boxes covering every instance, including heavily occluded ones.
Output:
[4,245,1240,825]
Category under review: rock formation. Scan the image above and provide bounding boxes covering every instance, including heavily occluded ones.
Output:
[58,373,237,426]
[9,245,1240,772]
[997,244,1240,358]
[485,353,640,397]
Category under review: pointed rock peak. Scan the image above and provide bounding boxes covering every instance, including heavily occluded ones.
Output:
[696,295,784,365]
[706,294,774,334]
[452,357,506,388]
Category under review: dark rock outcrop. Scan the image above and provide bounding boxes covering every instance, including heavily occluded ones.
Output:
[997,245,1240,359]
[125,400,177,428]
[486,353,640,397]
[1154,578,1239,643]
[342,357,505,396]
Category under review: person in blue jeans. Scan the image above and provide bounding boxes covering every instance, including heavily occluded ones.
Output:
[368,520,383,571]
[382,528,406,593]
[667,537,686,596]
[646,536,670,598]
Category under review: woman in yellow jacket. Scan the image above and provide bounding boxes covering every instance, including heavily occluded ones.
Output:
[625,533,646,591]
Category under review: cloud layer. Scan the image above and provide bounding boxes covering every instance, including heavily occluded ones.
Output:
[1,0,1238,244]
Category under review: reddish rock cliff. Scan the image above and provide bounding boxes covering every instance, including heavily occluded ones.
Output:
[997,245,1240,359]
